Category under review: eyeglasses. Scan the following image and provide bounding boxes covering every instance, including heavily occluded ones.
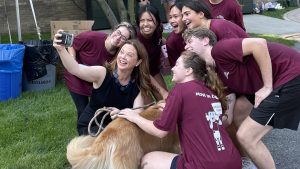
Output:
[115,30,128,42]
[116,22,136,39]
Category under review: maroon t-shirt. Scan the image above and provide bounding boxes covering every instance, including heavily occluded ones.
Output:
[212,38,300,94]
[154,80,241,169]
[166,31,186,67]
[205,0,245,30]
[137,30,163,76]
[210,19,249,41]
[64,31,114,96]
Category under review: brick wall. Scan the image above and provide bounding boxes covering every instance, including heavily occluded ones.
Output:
[0,0,86,35]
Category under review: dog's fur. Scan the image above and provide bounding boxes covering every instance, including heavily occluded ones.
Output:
[66,104,179,169]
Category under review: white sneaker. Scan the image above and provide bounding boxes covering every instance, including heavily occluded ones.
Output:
[242,157,258,169]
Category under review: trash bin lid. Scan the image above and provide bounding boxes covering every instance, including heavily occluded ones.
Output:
[0,44,25,71]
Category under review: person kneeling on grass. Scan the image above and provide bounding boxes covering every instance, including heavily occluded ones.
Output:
[117,51,242,169]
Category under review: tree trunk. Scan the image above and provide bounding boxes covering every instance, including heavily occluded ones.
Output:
[115,0,128,22]
[95,0,118,28]
[127,0,136,24]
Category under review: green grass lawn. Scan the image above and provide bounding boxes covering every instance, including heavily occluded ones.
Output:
[250,33,297,46]
[0,32,51,44]
[262,6,299,19]
[164,75,174,90]
[0,82,76,169]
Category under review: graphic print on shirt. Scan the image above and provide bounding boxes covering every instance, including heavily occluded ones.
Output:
[224,72,229,79]
[216,15,225,19]
[205,102,225,151]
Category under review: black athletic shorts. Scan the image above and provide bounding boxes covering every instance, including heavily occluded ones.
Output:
[250,75,300,130]
[170,155,179,169]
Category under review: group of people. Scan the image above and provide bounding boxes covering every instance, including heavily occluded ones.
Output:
[53,1,300,169]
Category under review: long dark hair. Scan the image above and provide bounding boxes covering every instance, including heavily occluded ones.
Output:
[106,39,152,97]
[170,1,184,11]
[181,51,227,112]
[183,0,212,19]
[136,4,163,45]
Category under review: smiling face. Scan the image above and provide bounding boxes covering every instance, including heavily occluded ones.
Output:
[185,36,207,56]
[171,56,189,83]
[117,44,141,70]
[139,12,157,38]
[169,6,186,34]
[184,35,216,67]
[182,6,204,29]
[185,36,200,52]
[110,26,131,47]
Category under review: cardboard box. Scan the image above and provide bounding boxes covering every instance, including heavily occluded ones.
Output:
[50,20,94,81]
[50,20,94,38]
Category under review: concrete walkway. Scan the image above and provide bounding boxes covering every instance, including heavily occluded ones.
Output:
[243,8,300,169]
[244,8,300,53]
[283,7,300,23]
[244,14,300,36]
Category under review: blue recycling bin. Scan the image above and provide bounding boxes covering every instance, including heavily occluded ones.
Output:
[0,44,25,101]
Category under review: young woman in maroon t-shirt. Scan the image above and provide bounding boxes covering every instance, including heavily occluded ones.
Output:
[181,1,255,166]
[118,51,242,169]
[136,4,168,100]
[181,0,248,41]
[166,2,186,67]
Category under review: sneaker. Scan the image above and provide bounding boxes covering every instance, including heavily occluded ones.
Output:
[242,157,258,169]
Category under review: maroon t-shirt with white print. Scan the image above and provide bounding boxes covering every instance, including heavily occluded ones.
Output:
[154,80,241,169]
[212,38,300,95]
[64,31,114,96]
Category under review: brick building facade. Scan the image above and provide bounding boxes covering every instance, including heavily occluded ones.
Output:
[0,0,86,35]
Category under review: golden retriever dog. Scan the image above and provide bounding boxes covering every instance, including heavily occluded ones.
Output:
[66,104,179,169]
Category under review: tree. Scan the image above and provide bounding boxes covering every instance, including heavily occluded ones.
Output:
[95,0,136,28]
[116,0,129,22]
[95,0,118,27]
[127,0,136,24]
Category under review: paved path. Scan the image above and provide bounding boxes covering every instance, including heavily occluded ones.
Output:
[244,14,300,35]
[284,7,300,23]
[243,9,300,169]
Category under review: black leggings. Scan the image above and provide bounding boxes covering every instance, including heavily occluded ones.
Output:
[69,91,89,120]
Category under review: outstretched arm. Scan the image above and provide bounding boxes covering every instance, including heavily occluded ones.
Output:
[242,38,273,107]
[67,46,76,59]
[150,76,169,100]
[53,30,106,86]
[118,110,169,138]
[117,93,169,138]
